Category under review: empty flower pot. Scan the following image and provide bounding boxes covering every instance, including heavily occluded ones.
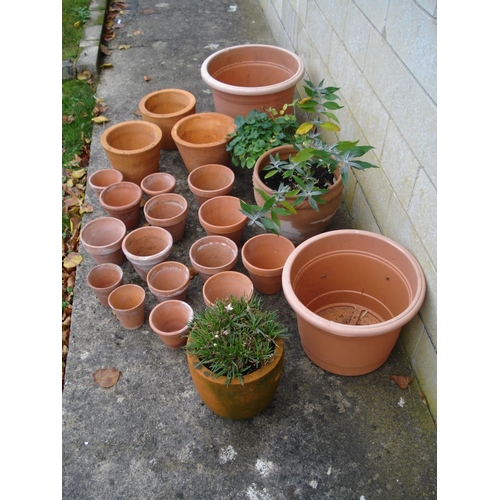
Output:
[122,226,174,280]
[140,172,176,199]
[149,300,194,349]
[171,112,236,172]
[146,261,191,303]
[108,284,146,330]
[241,233,295,295]
[86,263,124,307]
[88,169,123,198]
[139,89,196,150]
[80,217,127,265]
[202,270,254,307]
[99,181,143,230]
[189,235,238,281]
[100,120,162,185]
[187,163,235,206]
[143,193,189,243]
[198,195,248,245]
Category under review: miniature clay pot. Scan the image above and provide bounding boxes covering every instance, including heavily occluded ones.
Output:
[202,271,254,307]
[146,261,191,303]
[100,120,162,185]
[149,300,193,349]
[99,181,143,230]
[88,169,123,198]
[171,112,236,172]
[140,172,176,199]
[198,195,248,245]
[187,164,235,206]
[189,235,238,282]
[139,89,196,150]
[108,284,146,330]
[122,226,174,280]
[201,44,305,117]
[143,193,188,243]
[79,217,127,265]
[241,233,295,294]
[86,263,124,307]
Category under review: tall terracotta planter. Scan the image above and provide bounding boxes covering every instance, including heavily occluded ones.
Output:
[187,164,235,206]
[80,217,127,265]
[253,145,344,244]
[139,89,196,150]
[143,193,189,242]
[100,121,162,185]
[281,230,427,376]
[171,113,236,172]
[99,181,143,230]
[201,44,305,118]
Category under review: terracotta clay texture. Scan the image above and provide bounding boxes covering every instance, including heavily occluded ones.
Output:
[202,271,253,307]
[201,44,304,117]
[86,263,124,307]
[108,284,146,330]
[143,193,188,243]
[80,217,127,265]
[189,235,238,281]
[140,172,176,199]
[149,300,193,349]
[187,164,235,206]
[99,181,143,230]
[139,89,196,150]
[281,230,427,376]
[146,261,190,303]
[187,338,284,420]
[88,169,123,198]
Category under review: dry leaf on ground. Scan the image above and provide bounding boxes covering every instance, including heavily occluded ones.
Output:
[390,375,413,390]
[93,367,121,388]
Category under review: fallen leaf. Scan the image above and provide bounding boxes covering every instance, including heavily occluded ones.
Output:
[390,375,413,390]
[133,30,141,35]
[71,169,86,179]
[418,391,429,406]
[119,45,131,50]
[92,116,110,124]
[142,8,155,14]
[63,252,83,269]
[62,115,75,124]
[80,203,94,214]
[93,367,121,388]
[77,70,92,80]
[74,21,81,28]
[100,44,112,56]
[100,63,114,69]
[133,108,142,116]
[143,75,151,82]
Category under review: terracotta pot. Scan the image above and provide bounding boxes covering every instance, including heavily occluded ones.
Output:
[146,261,190,303]
[241,234,295,295]
[86,263,124,307]
[189,235,238,282]
[202,271,254,307]
[149,300,193,349]
[201,44,305,117]
[140,172,176,199]
[100,120,162,185]
[88,169,123,198]
[281,230,427,376]
[80,217,127,265]
[143,193,188,242]
[253,145,344,244]
[138,89,196,150]
[171,112,236,172]
[187,337,284,420]
[187,164,235,206]
[122,226,173,280]
[108,284,146,330]
[99,181,143,230]
[198,195,248,245]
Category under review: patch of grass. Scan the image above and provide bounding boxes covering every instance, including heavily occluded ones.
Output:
[62,0,91,60]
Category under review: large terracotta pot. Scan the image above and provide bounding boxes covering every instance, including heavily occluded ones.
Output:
[201,44,304,117]
[187,164,235,206]
[187,338,284,420]
[282,230,427,376]
[139,89,196,150]
[253,145,343,245]
[100,121,162,185]
[171,112,236,172]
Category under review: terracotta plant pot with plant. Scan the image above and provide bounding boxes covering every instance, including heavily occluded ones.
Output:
[80,217,127,265]
[143,193,189,242]
[140,172,176,199]
[146,261,191,303]
[281,230,427,376]
[88,169,123,198]
[139,89,196,150]
[149,299,194,349]
[86,263,124,307]
[99,181,143,230]
[186,295,287,420]
[108,284,146,330]
[189,235,238,282]
[202,271,254,307]
[187,164,235,206]
[200,44,305,118]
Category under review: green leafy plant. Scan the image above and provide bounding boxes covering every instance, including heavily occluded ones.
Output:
[185,295,287,386]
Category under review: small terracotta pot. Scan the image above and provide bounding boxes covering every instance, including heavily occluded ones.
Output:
[143,193,188,243]
[122,226,174,280]
[189,235,238,281]
[171,112,236,172]
[146,261,191,303]
[80,217,127,265]
[198,195,248,245]
[88,169,123,198]
[99,181,143,230]
[108,284,146,330]
[202,271,254,307]
[140,172,176,199]
[100,120,162,185]
[241,234,295,294]
[86,263,124,307]
[149,300,193,349]
[187,164,235,206]
[139,89,196,150]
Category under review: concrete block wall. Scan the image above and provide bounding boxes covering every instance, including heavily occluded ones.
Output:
[257,0,437,420]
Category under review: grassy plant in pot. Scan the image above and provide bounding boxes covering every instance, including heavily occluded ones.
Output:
[185,295,287,420]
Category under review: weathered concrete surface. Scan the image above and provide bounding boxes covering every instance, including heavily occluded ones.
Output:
[62,1,437,498]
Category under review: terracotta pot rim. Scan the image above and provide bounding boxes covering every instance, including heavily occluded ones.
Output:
[149,300,194,336]
[100,121,162,155]
[138,89,196,118]
[100,181,143,211]
[242,234,295,275]
[108,284,145,311]
[80,217,127,249]
[122,226,173,261]
[146,261,190,294]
